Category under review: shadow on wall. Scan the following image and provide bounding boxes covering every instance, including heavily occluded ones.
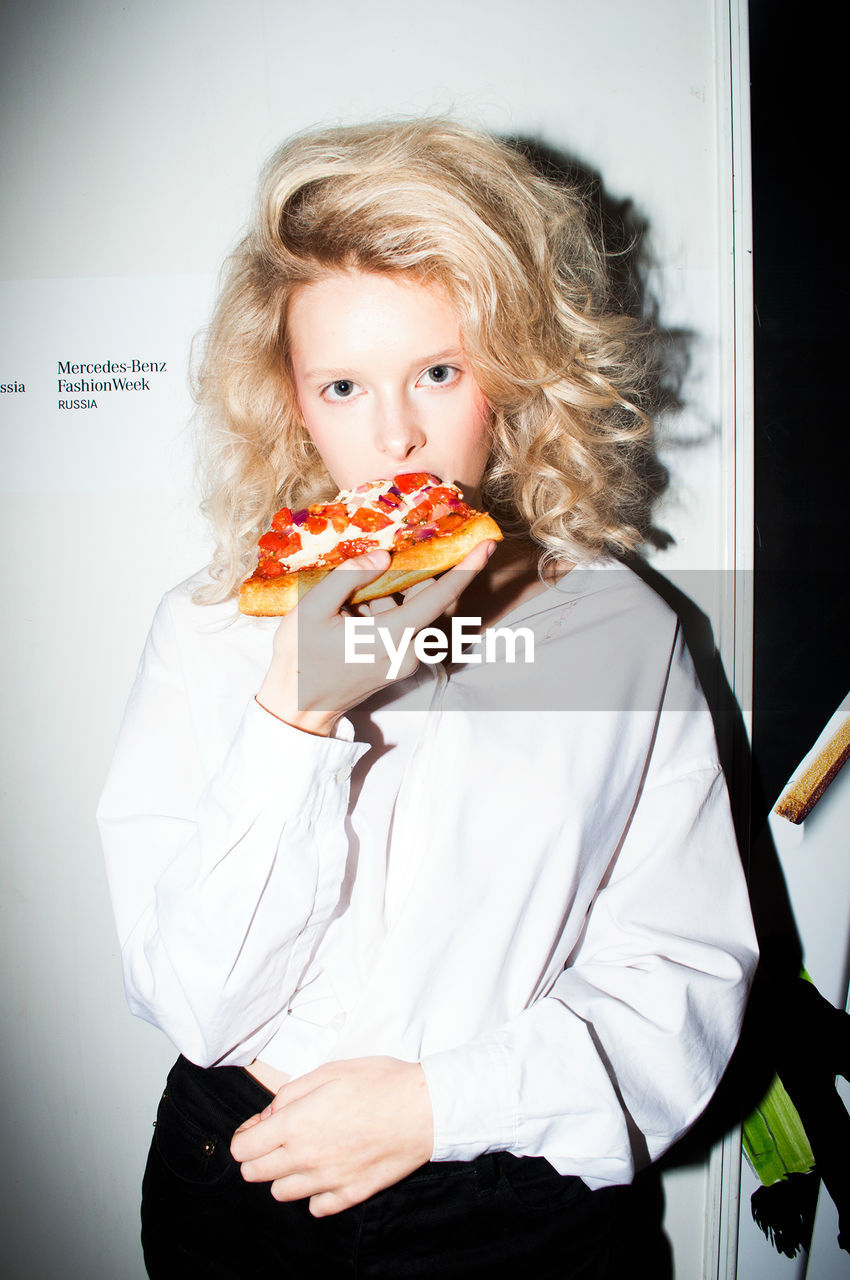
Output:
[634,564,848,1261]
[508,131,849,1263]
[505,131,692,557]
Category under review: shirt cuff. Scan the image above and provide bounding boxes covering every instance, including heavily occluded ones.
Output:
[229,698,369,823]
[420,1038,517,1162]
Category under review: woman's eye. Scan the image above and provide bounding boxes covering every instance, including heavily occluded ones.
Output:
[419,364,459,387]
[323,379,360,401]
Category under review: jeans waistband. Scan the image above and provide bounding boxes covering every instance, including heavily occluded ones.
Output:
[163,1055,576,1194]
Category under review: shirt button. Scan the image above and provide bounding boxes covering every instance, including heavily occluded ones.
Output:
[334,764,352,783]
[330,1013,346,1031]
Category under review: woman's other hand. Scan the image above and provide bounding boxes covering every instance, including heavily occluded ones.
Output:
[230,1056,434,1216]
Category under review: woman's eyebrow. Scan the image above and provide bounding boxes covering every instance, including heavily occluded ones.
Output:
[417,345,465,360]
[416,347,465,366]
[303,366,359,380]
[303,348,466,381]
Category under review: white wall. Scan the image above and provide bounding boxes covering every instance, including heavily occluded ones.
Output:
[0,2,750,1275]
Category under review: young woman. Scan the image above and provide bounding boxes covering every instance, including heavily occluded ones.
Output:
[98,118,758,1278]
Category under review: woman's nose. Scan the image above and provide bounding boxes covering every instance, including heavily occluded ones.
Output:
[374,402,426,461]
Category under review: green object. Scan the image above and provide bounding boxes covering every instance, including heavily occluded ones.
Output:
[743,1072,816,1186]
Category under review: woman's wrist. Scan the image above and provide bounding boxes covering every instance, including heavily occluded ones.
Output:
[254,691,339,739]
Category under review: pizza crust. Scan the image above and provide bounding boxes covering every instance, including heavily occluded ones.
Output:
[238,512,502,616]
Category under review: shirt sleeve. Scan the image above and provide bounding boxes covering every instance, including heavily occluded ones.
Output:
[421,640,759,1188]
[97,592,369,1068]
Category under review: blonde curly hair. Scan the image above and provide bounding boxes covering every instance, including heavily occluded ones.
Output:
[194,117,658,600]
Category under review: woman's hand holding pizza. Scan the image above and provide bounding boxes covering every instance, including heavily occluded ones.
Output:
[256,539,495,736]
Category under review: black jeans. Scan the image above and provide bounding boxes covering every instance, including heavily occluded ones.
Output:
[141,1056,671,1278]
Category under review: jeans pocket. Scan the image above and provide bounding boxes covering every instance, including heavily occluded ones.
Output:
[152,1086,236,1187]
[497,1154,587,1214]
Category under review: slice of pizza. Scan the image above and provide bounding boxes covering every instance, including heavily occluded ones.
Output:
[238,472,502,616]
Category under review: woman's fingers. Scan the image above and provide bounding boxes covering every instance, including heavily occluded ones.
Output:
[231,1057,433,1216]
[296,536,496,632]
[394,539,496,633]
[356,594,399,616]
[341,539,497,653]
[302,550,392,620]
[260,539,496,729]
[399,577,436,602]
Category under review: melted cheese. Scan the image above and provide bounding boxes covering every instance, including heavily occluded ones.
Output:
[280,476,462,572]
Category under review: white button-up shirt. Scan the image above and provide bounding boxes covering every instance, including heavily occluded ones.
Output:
[98,562,758,1189]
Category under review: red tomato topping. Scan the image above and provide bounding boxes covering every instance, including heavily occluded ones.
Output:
[426,486,459,506]
[334,537,380,560]
[393,472,439,494]
[304,514,328,535]
[403,498,433,526]
[324,502,350,533]
[255,556,288,578]
[376,491,402,510]
[351,507,392,532]
[270,507,293,530]
[433,513,465,534]
[258,529,302,557]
